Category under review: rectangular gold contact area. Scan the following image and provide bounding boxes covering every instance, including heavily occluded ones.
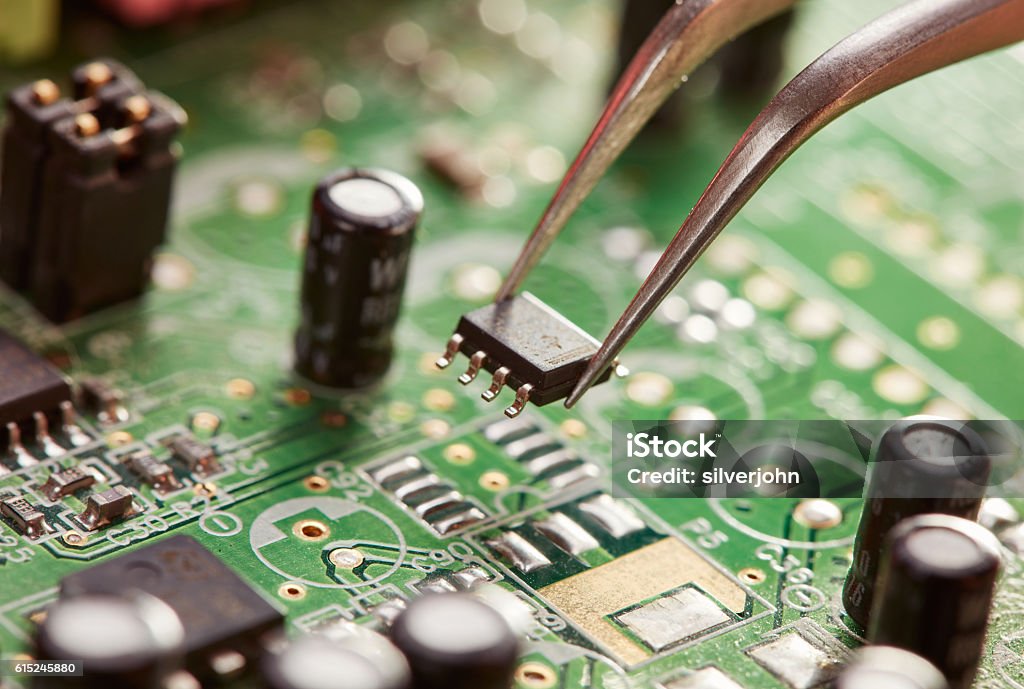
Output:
[539,537,754,666]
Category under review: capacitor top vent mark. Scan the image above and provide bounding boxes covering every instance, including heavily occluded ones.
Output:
[294,168,423,389]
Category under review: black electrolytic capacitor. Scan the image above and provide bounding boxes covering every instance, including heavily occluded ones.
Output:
[294,168,423,389]
[34,593,184,689]
[390,594,518,689]
[835,646,949,689]
[842,419,990,628]
[868,515,1002,689]
[262,633,410,689]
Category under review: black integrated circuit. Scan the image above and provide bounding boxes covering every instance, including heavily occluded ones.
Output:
[0,328,71,431]
[59,534,283,680]
[437,292,614,416]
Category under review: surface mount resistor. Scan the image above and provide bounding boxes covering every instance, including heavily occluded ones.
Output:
[294,168,423,389]
[77,485,135,530]
[40,466,96,500]
[0,495,51,539]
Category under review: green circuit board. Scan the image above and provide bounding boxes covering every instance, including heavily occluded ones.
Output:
[1,0,1023,687]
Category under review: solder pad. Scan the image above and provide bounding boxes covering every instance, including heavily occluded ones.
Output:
[539,537,763,665]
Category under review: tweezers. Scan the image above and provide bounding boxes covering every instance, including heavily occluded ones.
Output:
[494,0,1024,407]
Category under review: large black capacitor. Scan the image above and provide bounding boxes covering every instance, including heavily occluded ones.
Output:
[34,593,184,689]
[835,646,948,689]
[294,168,423,389]
[842,419,990,628]
[868,514,1001,689]
[262,633,410,689]
[390,593,518,689]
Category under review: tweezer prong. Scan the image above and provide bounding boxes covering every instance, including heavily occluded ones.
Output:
[494,0,799,302]
[566,0,1024,407]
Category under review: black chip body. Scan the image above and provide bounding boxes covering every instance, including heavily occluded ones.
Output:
[453,292,613,405]
[0,328,71,427]
[60,534,282,678]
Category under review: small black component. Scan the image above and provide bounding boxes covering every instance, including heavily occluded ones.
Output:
[0,58,185,322]
[166,434,221,476]
[76,485,135,530]
[41,466,96,500]
[262,634,411,689]
[836,646,949,689]
[1,495,50,539]
[436,292,614,417]
[390,593,518,689]
[0,328,71,433]
[294,167,423,389]
[0,60,140,290]
[80,377,129,424]
[61,534,283,681]
[868,515,1001,689]
[127,453,181,493]
[35,593,184,689]
[843,419,990,628]
[31,93,185,321]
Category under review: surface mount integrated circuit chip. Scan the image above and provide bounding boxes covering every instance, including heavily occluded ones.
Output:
[60,534,283,679]
[436,292,615,416]
[0,328,71,429]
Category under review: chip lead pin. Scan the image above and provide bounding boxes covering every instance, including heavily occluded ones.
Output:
[435,334,464,369]
[33,411,65,458]
[482,367,510,402]
[6,422,37,467]
[61,401,91,447]
[458,351,488,385]
[504,384,533,418]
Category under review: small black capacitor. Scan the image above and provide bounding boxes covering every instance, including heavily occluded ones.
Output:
[34,593,184,689]
[262,633,410,689]
[842,419,990,628]
[867,515,1002,689]
[835,646,948,689]
[294,168,423,389]
[390,594,518,689]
